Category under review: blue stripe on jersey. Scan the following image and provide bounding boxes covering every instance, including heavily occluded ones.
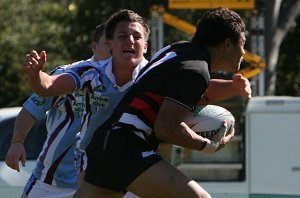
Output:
[34,99,74,183]
[44,143,74,184]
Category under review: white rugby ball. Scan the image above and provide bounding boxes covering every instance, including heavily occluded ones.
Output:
[186,105,235,141]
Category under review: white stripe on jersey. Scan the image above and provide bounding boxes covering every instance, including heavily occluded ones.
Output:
[118,113,152,135]
[136,52,176,82]
[149,45,171,61]
[77,110,91,153]
[142,150,156,158]
[40,118,73,184]
[81,69,102,89]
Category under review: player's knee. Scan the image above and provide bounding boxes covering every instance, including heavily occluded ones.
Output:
[188,180,212,198]
[21,192,29,198]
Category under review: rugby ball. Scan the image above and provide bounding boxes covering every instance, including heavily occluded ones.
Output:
[186,105,235,142]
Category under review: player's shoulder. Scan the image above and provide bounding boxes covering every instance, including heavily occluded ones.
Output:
[61,60,101,75]
[93,58,111,70]
[50,60,92,73]
[70,60,98,69]
[51,58,111,75]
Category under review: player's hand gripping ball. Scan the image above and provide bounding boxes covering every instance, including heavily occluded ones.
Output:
[186,105,235,152]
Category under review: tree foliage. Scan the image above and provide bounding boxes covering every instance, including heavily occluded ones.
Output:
[0,0,299,108]
[276,16,300,96]
[264,0,300,95]
[63,0,152,61]
[0,0,73,107]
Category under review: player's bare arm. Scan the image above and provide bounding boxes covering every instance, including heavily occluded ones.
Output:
[5,108,35,172]
[199,74,251,105]
[22,50,76,97]
[154,100,214,151]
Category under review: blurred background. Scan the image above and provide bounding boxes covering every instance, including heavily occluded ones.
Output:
[1,1,300,197]
[0,0,299,108]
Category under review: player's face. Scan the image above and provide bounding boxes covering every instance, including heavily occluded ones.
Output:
[92,34,111,61]
[109,21,148,68]
[229,33,246,72]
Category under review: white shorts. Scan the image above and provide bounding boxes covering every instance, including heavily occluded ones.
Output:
[24,174,75,198]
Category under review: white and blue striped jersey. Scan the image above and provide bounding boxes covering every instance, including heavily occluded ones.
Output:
[24,57,147,189]
[72,58,149,151]
[23,59,106,189]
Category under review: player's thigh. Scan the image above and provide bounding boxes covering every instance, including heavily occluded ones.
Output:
[21,192,28,198]
[77,171,85,187]
[127,159,211,198]
[73,181,124,198]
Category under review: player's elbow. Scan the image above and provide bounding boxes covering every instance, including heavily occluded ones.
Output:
[155,130,168,142]
[31,83,52,97]
[154,123,174,142]
[33,90,49,97]
[198,95,210,105]
[29,74,56,97]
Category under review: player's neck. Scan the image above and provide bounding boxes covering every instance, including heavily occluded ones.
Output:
[112,64,134,86]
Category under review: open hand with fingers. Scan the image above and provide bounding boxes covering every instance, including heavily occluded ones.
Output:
[5,142,26,172]
[22,50,47,78]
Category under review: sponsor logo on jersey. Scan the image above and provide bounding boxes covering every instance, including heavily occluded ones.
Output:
[31,96,46,106]
[94,85,106,92]
[90,95,109,108]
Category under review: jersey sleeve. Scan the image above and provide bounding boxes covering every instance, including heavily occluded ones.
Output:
[166,61,210,111]
[64,61,103,91]
[23,94,55,120]
[23,66,68,120]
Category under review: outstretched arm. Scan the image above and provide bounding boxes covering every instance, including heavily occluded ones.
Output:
[198,74,251,105]
[22,50,76,97]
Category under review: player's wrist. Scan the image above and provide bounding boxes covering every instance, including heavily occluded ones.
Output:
[11,140,24,144]
[198,139,208,151]
[199,138,219,153]
[11,133,26,145]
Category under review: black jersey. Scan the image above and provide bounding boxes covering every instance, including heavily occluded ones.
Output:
[93,41,211,147]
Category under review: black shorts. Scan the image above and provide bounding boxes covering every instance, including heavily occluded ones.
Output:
[84,127,162,192]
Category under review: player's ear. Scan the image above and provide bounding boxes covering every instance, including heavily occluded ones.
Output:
[106,39,113,51]
[143,42,148,54]
[223,38,231,50]
[91,41,97,52]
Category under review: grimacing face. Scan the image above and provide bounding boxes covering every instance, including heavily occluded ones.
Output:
[108,21,148,68]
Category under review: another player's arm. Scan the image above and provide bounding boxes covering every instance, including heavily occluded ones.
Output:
[22,50,76,97]
[5,108,36,172]
[29,72,75,97]
[199,74,251,105]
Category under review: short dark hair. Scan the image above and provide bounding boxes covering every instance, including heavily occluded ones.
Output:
[105,9,150,41]
[192,7,246,47]
[92,23,106,43]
